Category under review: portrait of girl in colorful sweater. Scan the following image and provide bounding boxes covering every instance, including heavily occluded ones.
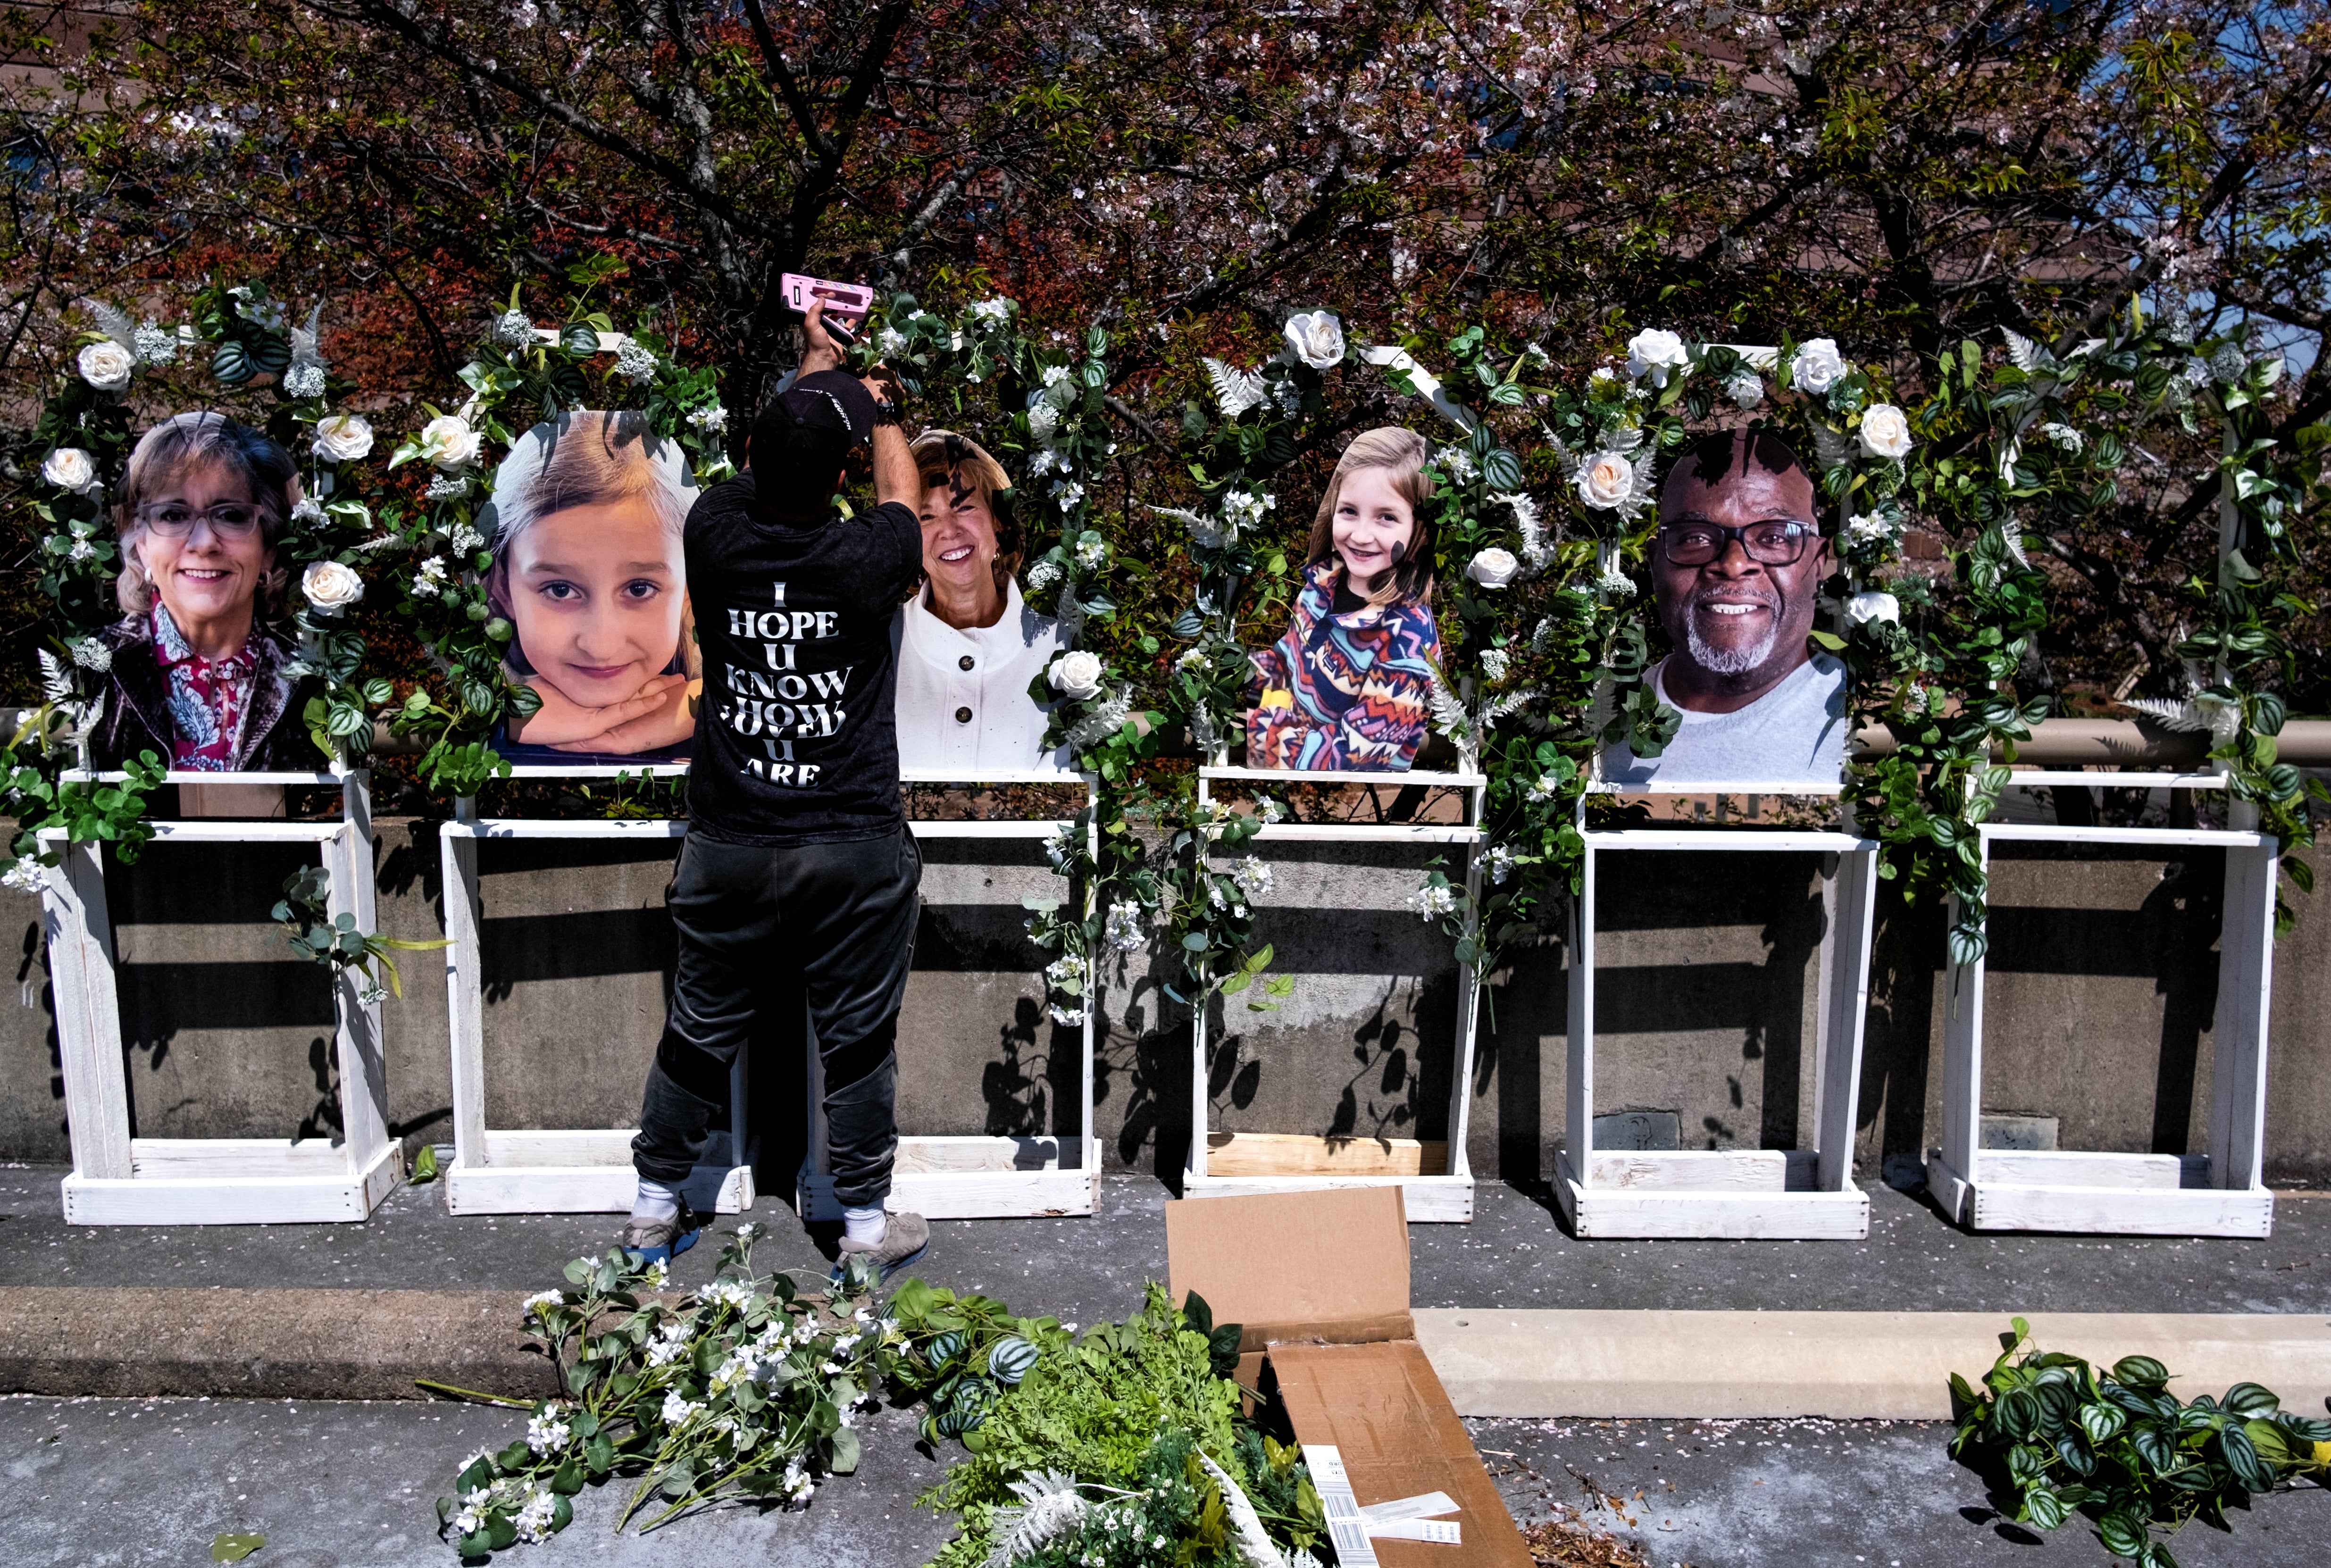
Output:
[1245,426,1443,772]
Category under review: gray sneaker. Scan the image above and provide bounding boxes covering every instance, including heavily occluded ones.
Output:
[831,1210,930,1284]
[618,1199,702,1266]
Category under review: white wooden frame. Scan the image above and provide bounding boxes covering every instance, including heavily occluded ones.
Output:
[438,766,1103,1220]
[40,769,395,1224]
[1558,809,1880,1240]
[1181,765,1488,1223]
[1923,798,2278,1238]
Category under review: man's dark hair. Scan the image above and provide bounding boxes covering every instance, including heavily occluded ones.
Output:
[1667,428,1809,494]
[750,369,877,521]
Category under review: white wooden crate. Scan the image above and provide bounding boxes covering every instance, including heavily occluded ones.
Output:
[1924,817,2278,1238]
[1180,765,1489,1222]
[440,767,1102,1220]
[39,772,394,1226]
[1559,821,1879,1240]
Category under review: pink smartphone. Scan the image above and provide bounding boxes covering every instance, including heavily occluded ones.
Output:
[778,273,874,325]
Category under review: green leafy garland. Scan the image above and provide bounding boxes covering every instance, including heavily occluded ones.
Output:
[435,1231,891,1554]
[5,281,384,884]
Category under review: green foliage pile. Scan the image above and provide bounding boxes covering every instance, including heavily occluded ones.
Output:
[904,1282,1325,1568]
[1951,1316,2331,1567]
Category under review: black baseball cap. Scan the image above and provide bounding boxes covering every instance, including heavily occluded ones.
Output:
[750,369,878,505]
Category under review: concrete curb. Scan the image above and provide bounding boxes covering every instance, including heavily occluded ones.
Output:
[1414,1309,2331,1419]
[8,1291,2331,1420]
[0,1289,556,1401]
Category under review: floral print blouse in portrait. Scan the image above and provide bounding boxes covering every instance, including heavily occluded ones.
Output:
[151,604,261,771]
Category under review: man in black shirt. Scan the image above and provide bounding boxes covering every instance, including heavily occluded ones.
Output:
[623,303,931,1278]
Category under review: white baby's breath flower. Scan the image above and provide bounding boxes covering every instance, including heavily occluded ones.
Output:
[1846,513,1887,545]
[614,342,659,384]
[526,1404,573,1454]
[1595,565,1638,599]
[1790,337,1847,394]
[1104,900,1147,952]
[2040,421,2083,454]
[283,364,326,399]
[77,340,134,392]
[68,636,111,673]
[492,309,535,349]
[312,413,375,463]
[134,321,177,365]
[426,473,470,501]
[41,447,98,494]
[1405,884,1458,920]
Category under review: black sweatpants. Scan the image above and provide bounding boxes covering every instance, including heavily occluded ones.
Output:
[631,825,921,1209]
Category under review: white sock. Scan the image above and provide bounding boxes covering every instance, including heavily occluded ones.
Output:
[843,1204,888,1247]
[632,1179,680,1224]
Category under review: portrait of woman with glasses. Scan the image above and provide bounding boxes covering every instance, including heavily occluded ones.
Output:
[1599,428,1850,791]
[85,412,320,779]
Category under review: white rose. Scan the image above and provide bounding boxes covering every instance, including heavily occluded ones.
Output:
[41,447,98,494]
[1046,650,1104,701]
[1790,338,1846,394]
[1576,450,1635,511]
[1857,403,1913,460]
[1846,590,1900,627]
[1466,547,1520,588]
[302,560,365,615]
[418,414,481,471]
[1625,328,1688,387]
[77,340,134,392]
[312,413,375,464]
[1282,310,1345,371]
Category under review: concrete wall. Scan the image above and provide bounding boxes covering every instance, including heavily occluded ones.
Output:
[2,822,2323,1190]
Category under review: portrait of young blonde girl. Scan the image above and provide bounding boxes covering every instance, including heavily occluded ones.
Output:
[1245,426,1443,772]
[487,410,702,763]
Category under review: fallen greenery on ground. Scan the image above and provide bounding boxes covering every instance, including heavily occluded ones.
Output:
[434,1226,892,1555]
[435,1232,1330,1565]
[1950,1316,2331,1567]
[892,1278,1328,1567]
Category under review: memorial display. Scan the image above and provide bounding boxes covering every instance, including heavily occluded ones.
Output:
[485,412,701,763]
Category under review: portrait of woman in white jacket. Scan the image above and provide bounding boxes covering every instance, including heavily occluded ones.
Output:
[892,430,1071,774]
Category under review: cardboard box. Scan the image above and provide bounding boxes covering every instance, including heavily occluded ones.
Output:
[1165,1186,1534,1568]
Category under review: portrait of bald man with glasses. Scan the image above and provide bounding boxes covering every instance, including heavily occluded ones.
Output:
[1601,429,1849,790]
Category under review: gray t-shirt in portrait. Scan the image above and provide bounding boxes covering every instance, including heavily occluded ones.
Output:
[1601,652,1848,789]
